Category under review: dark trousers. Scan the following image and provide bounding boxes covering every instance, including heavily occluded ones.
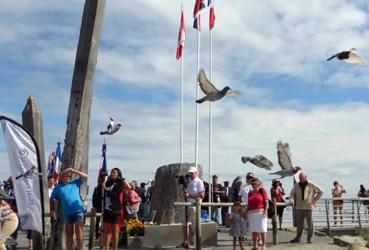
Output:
[295,209,313,241]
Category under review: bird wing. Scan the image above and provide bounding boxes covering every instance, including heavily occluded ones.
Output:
[226,90,241,97]
[276,141,293,170]
[326,54,338,61]
[346,52,367,64]
[197,69,219,94]
[250,155,273,170]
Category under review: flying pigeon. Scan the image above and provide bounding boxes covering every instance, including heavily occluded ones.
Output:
[241,155,273,170]
[15,166,36,180]
[196,69,240,104]
[269,141,301,178]
[100,117,122,135]
[326,48,367,64]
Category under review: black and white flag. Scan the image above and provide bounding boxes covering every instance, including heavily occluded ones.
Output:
[0,116,43,234]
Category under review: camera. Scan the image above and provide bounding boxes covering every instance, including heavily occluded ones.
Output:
[176,174,191,188]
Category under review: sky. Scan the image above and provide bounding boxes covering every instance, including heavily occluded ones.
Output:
[1,0,369,200]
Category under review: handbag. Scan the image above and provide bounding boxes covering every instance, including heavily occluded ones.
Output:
[126,204,134,215]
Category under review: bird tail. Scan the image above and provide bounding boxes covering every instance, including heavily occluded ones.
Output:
[196,96,208,104]
[100,131,108,135]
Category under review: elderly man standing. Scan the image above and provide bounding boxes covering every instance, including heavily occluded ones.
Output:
[51,167,88,250]
[290,171,323,244]
[180,167,205,248]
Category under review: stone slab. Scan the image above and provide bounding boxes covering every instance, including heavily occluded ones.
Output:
[333,235,367,247]
[127,222,217,248]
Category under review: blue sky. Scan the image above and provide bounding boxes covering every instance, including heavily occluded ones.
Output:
[1,0,369,199]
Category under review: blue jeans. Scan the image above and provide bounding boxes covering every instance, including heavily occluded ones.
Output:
[63,212,84,225]
[211,207,222,225]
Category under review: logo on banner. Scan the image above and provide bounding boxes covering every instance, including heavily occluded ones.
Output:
[18,148,28,159]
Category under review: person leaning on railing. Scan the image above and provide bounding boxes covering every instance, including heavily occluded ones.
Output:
[289,171,323,244]
[357,184,369,212]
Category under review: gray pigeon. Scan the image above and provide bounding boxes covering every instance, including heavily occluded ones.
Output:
[241,155,273,170]
[196,69,240,104]
[269,141,301,178]
[100,117,122,135]
[326,48,367,64]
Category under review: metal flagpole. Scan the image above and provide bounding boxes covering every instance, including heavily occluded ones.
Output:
[195,16,201,169]
[180,5,184,164]
[208,4,214,216]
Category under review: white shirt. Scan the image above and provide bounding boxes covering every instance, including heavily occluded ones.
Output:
[187,177,205,203]
[238,183,252,205]
[48,187,54,198]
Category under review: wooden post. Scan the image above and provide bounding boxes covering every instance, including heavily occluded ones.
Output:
[272,198,278,245]
[195,197,201,250]
[88,208,96,250]
[356,201,362,229]
[22,96,48,250]
[50,0,106,249]
[324,200,331,236]
[352,200,355,223]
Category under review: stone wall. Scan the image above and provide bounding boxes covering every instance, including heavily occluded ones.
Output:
[151,163,203,224]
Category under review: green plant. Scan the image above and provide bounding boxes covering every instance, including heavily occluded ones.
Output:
[358,228,369,241]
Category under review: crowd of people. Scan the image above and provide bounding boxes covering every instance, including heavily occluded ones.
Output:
[1,166,369,250]
[90,169,155,250]
[180,168,369,250]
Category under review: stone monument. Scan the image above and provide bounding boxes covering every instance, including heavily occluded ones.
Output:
[150,162,203,225]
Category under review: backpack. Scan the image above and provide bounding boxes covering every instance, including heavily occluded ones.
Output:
[259,188,275,219]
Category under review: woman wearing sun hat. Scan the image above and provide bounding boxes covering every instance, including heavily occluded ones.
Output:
[247,178,268,250]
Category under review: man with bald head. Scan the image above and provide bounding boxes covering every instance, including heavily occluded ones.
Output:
[289,171,323,244]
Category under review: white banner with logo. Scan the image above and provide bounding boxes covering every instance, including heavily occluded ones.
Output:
[0,117,43,234]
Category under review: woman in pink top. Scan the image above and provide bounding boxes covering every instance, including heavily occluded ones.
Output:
[332,181,346,225]
[247,178,268,250]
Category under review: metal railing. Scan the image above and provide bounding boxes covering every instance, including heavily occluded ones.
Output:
[174,197,369,249]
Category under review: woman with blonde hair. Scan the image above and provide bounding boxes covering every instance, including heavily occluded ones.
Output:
[247,178,268,250]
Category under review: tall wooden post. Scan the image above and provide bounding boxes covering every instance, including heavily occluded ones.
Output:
[22,96,48,250]
[50,0,106,249]
[195,198,202,250]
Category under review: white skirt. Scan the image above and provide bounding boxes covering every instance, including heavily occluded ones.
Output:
[247,210,267,233]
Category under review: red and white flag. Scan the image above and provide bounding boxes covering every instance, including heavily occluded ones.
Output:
[193,0,206,30]
[208,0,216,30]
[176,10,186,60]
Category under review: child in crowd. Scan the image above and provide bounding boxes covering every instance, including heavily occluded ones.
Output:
[228,201,246,250]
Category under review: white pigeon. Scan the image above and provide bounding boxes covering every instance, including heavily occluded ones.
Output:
[241,155,273,170]
[326,48,367,64]
[196,69,240,104]
[100,117,122,135]
[269,141,301,178]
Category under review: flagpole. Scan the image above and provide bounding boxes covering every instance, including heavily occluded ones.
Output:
[180,5,184,164]
[195,17,201,169]
[208,0,214,214]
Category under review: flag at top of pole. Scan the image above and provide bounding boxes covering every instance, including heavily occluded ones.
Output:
[98,143,108,181]
[208,0,216,30]
[193,0,206,31]
[55,141,62,174]
[48,152,57,181]
[176,9,186,60]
